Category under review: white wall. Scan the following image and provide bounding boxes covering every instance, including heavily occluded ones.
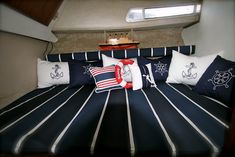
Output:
[53,0,200,31]
[182,0,235,61]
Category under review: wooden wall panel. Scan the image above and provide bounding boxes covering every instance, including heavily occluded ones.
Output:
[3,0,63,26]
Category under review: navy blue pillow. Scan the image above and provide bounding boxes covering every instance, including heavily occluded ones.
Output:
[194,55,235,106]
[137,56,172,82]
[68,61,103,88]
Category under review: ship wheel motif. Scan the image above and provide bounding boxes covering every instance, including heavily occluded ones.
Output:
[208,68,235,90]
[154,61,168,76]
[82,64,93,78]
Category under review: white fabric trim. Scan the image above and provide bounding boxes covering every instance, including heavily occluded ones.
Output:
[0,86,56,116]
[98,51,101,60]
[51,87,95,154]
[146,63,156,87]
[190,45,192,55]
[72,53,74,60]
[90,91,111,155]
[14,86,83,154]
[203,95,230,109]
[151,48,154,57]
[183,84,193,90]
[120,80,126,87]
[137,48,140,56]
[58,54,61,62]
[164,47,167,56]
[167,83,229,128]
[125,49,127,58]
[85,52,88,61]
[155,87,219,157]
[125,89,135,156]
[111,50,114,58]
[141,89,176,157]
[0,86,68,133]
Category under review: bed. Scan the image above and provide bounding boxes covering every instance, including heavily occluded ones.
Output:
[0,45,234,157]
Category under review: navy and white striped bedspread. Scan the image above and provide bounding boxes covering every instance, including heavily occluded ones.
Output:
[0,83,231,157]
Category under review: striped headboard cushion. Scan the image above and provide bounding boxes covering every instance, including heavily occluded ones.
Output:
[46,45,195,62]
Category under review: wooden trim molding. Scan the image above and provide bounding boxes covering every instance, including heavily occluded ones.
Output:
[2,0,63,26]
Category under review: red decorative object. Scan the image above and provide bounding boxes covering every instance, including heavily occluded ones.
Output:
[99,42,139,51]
[115,59,134,89]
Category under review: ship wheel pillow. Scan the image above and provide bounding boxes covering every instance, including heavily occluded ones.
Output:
[166,50,220,85]
[68,60,102,88]
[137,56,172,82]
[194,56,235,106]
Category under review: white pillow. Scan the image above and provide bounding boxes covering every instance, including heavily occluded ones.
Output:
[102,54,138,66]
[129,63,156,90]
[102,54,138,82]
[166,51,219,86]
[37,58,70,88]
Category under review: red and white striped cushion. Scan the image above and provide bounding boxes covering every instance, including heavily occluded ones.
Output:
[89,66,122,93]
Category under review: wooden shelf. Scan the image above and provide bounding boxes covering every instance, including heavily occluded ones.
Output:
[99,41,139,46]
[99,42,139,51]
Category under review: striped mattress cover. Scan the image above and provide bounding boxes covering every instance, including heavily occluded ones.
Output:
[0,82,232,157]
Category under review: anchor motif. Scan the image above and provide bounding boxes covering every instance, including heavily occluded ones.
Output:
[142,66,156,87]
[182,62,197,79]
[154,61,168,76]
[50,64,63,79]
[82,64,93,78]
[142,74,156,87]
[208,68,235,90]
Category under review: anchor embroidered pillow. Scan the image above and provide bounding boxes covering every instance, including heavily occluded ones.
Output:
[68,60,102,88]
[166,51,219,86]
[137,56,172,82]
[194,56,235,106]
[37,58,70,88]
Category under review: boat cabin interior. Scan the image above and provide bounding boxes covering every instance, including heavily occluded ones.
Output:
[0,0,234,157]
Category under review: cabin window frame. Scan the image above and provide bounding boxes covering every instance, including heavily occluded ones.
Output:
[126,4,201,23]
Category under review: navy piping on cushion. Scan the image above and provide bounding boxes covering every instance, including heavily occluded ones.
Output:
[47,45,195,62]
[72,53,74,60]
